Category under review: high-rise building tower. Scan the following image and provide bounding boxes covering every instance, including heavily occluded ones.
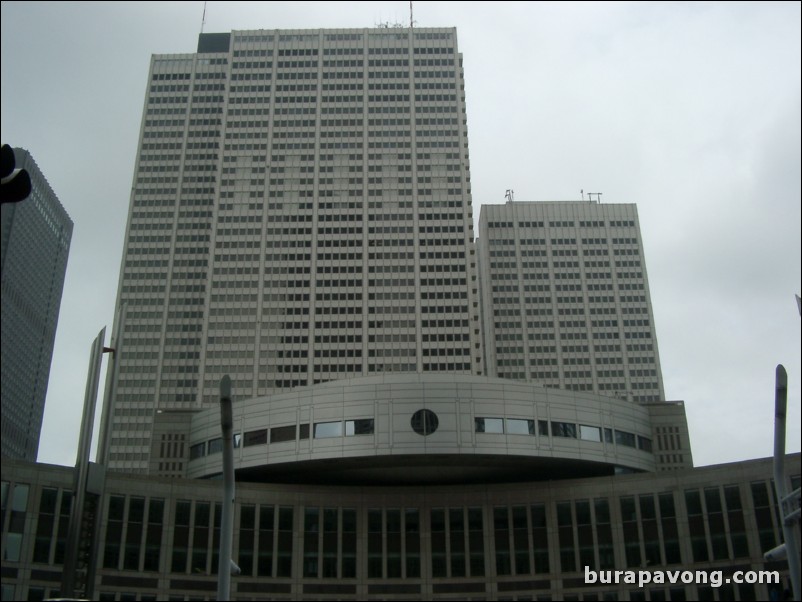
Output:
[477,201,665,403]
[106,29,481,473]
[1,148,73,461]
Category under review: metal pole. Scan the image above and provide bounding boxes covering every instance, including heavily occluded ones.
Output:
[217,375,234,601]
[772,364,801,600]
[61,327,106,598]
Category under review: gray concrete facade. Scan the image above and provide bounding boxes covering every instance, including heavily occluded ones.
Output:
[477,202,664,403]
[107,28,480,474]
[2,454,798,600]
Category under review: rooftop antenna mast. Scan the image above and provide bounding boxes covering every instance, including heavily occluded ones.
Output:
[410,1,414,28]
[505,189,514,204]
[200,1,207,34]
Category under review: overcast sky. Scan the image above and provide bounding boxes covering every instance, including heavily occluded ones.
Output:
[2,1,799,469]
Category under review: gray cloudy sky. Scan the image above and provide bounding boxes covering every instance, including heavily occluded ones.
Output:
[2,1,799,469]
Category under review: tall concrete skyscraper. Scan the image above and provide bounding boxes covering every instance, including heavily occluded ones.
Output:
[1,148,73,461]
[477,201,665,403]
[106,29,481,473]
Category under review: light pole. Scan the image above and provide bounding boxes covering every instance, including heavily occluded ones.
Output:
[766,365,801,600]
[217,376,235,601]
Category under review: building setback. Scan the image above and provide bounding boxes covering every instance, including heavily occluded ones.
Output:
[0,148,72,461]
[106,28,481,474]
[478,201,664,403]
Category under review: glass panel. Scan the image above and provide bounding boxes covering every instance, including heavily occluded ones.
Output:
[345,418,374,436]
[243,429,267,446]
[579,425,601,442]
[314,421,342,438]
[207,438,223,454]
[270,425,296,443]
[615,430,636,447]
[475,417,504,433]
[507,418,535,435]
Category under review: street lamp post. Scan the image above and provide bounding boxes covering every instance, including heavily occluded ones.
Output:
[767,365,801,600]
[217,376,235,601]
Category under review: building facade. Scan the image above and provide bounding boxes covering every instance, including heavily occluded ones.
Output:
[107,28,481,474]
[0,148,72,461]
[1,454,798,601]
[477,202,664,403]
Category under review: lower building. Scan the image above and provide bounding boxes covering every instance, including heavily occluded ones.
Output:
[1,453,798,601]
[0,376,797,602]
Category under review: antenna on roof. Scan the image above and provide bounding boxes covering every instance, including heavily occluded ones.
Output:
[580,189,584,201]
[410,1,415,28]
[201,1,207,34]
[587,192,603,203]
[505,189,514,204]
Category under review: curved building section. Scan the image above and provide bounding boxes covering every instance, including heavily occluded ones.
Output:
[187,374,655,484]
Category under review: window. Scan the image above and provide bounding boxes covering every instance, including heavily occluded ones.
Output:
[243,429,267,446]
[207,438,223,454]
[503,418,532,435]
[314,421,342,438]
[270,425,296,443]
[475,417,504,433]
[615,430,636,448]
[345,418,374,436]
[551,421,577,438]
[579,425,601,442]
[189,442,206,460]
[410,409,438,435]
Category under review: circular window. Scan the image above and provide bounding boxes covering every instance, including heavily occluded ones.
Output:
[410,409,439,436]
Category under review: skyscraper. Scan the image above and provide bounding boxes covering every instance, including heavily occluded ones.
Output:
[1,148,72,461]
[477,201,665,403]
[107,28,481,473]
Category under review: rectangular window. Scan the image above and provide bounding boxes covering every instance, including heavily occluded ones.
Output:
[615,430,636,448]
[557,501,576,572]
[538,420,549,436]
[368,509,383,578]
[621,497,641,568]
[189,442,206,459]
[33,488,58,564]
[579,425,601,442]
[493,507,511,575]
[342,509,357,578]
[303,507,319,577]
[551,421,577,438]
[637,435,653,452]
[171,500,191,573]
[104,495,125,569]
[270,425,296,443]
[276,507,294,577]
[467,507,484,577]
[238,505,255,576]
[345,418,374,436]
[531,503,549,573]
[431,508,447,577]
[314,421,343,438]
[257,505,274,577]
[243,429,267,446]
[124,497,145,570]
[685,490,709,562]
[659,492,681,564]
[475,417,504,433]
[507,418,535,435]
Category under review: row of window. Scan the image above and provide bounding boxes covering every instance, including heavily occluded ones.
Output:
[188,417,650,462]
